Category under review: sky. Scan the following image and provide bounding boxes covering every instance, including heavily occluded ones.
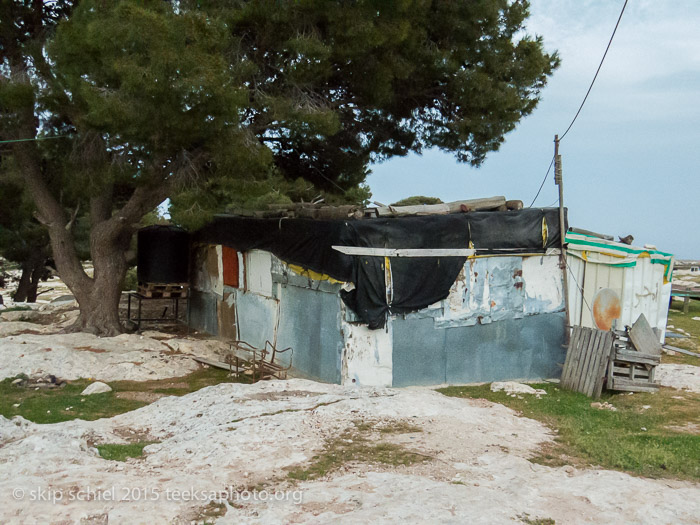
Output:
[366,0,700,259]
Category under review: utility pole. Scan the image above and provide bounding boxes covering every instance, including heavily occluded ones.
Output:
[554,135,571,340]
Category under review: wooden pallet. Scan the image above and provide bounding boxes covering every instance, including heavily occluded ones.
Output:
[607,321,660,393]
[561,326,615,399]
[137,282,189,298]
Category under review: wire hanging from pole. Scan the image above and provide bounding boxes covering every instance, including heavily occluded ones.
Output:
[528,155,555,207]
[559,0,629,141]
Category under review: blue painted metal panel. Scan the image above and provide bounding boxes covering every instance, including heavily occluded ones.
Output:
[392,312,566,386]
[276,285,343,384]
[188,290,219,336]
[235,292,278,350]
[444,313,566,384]
[392,317,447,387]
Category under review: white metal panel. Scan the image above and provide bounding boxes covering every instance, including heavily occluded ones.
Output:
[245,250,274,297]
[341,318,393,387]
[566,249,671,341]
[566,253,586,326]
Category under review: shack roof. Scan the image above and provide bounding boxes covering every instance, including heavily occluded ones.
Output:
[195,207,566,328]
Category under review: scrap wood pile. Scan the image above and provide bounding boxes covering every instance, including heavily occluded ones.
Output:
[562,314,662,399]
[227,196,525,220]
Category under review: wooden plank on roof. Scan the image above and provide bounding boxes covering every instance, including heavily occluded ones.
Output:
[628,313,662,355]
[445,196,506,213]
[375,203,450,217]
[331,246,476,257]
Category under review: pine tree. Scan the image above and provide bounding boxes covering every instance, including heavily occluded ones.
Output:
[1,0,559,334]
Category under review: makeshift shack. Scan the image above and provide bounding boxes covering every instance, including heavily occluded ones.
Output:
[187,203,569,387]
[565,231,674,339]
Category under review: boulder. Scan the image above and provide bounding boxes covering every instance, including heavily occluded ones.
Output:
[490,381,547,396]
[80,381,113,395]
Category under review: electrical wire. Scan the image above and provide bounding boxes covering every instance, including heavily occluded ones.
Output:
[528,0,629,207]
[564,255,593,316]
[0,135,70,144]
[528,154,555,207]
[559,0,629,141]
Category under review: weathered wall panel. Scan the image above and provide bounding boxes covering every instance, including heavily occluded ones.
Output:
[191,244,223,296]
[341,318,393,387]
[222,247,239,288]
[392,317,447,387]
[218,292,237,339]
[188,289,219,336]
[392,312,566,387]
[522,255,564,314]
[246,250,273,297]
[444,313,566,384]
[235,291,278,350]
[275,285,343,384]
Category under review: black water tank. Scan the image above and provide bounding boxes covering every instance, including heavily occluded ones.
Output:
[137,225,190,284]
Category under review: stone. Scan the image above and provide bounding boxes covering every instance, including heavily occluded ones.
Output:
[80,382,112,395]
[490,381,547,396]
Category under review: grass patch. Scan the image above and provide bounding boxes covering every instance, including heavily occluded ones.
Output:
[0,366,246,424]
[97,441,156,461]
[518,515,556,525]
[287,420,426,481]
[1,305,33,313]
[438,383,700,481]
[111,366,249,396]
[665,298,700,364]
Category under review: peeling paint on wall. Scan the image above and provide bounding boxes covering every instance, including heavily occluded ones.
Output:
[341,316,392,387]
[191,244,223,297]
[522,255,564,314]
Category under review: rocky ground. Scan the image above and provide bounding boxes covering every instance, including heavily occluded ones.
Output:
[0,299,699,524]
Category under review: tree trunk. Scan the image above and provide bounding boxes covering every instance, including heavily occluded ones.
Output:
[13,251,46,303]
[61,225,131,336]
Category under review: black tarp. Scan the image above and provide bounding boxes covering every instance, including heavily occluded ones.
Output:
[195,208,566,328]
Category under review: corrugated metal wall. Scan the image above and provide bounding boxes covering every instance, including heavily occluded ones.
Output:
[566,251,671,338]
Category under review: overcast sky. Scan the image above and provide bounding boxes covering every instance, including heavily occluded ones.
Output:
[367,0,700,259]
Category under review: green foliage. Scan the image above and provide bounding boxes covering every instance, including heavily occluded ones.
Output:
[0,157,46,264]
[97,442,156,462]
[391,196,444,207]
[439,383,700,481]
[121,266,138,291]
[286,420,427,481]
[2,1,558,328]
[0,367,241,424]
[44,0,557,230]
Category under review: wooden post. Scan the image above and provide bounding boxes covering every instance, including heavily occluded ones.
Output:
[555,135,571,342]
[684,296,690,314]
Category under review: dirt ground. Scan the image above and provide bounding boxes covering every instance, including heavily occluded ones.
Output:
[0,300,699,524]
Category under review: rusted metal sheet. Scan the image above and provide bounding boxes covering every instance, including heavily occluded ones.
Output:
[222,247,240,288]
[218,292,237,339]
[592,288,622,331]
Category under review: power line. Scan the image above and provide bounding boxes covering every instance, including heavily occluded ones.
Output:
[528,155,555,207]
[528,0,629,207]
[0,135,70,144]
[564,256,593,316]
[559,0,629,141]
